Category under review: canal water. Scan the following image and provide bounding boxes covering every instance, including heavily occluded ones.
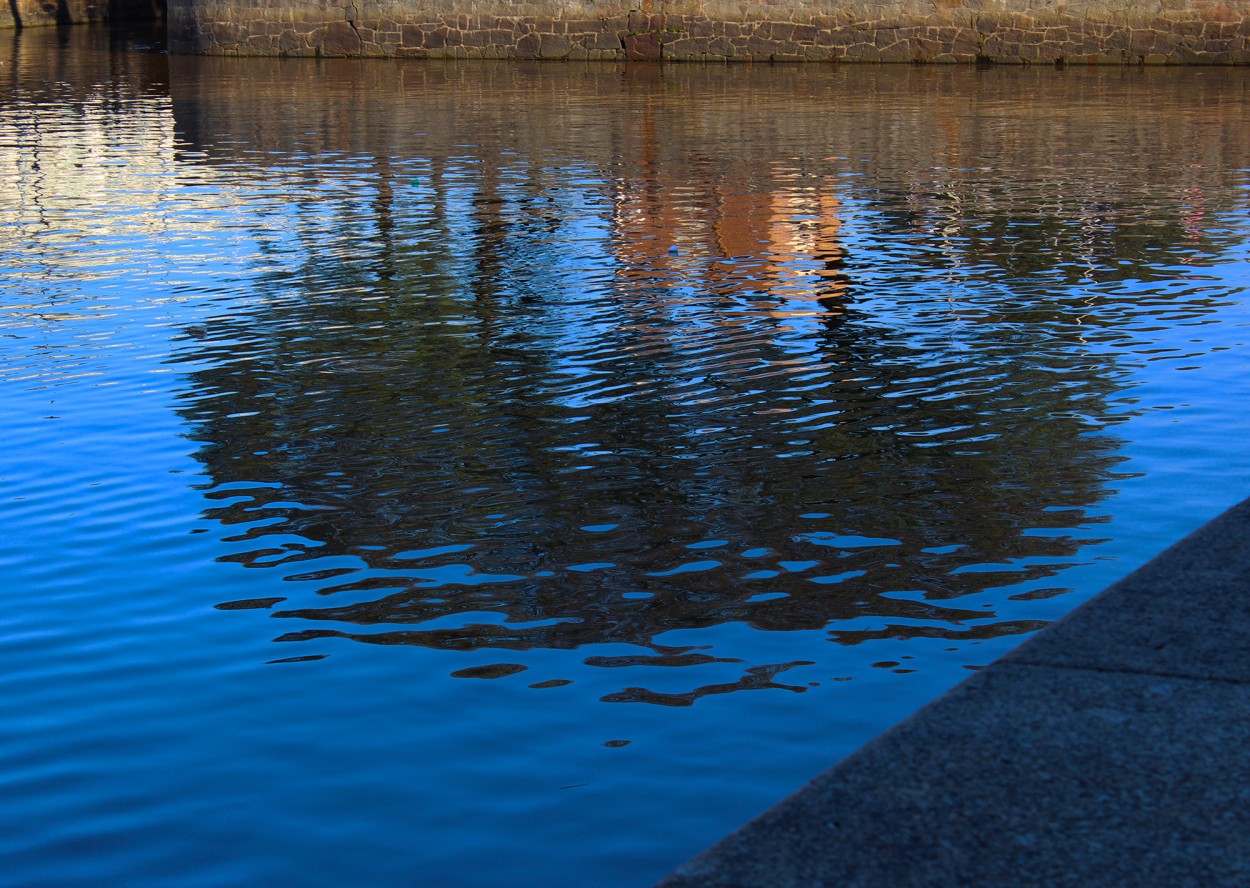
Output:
[3,24,1250,886]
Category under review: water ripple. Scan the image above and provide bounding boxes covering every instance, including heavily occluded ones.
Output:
[4,32,1250,887]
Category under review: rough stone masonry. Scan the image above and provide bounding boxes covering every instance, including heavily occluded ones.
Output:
[2,0,160,28]
[163,0,1250,62]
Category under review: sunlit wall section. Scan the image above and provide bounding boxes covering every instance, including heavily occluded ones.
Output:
[165,0,1250,63]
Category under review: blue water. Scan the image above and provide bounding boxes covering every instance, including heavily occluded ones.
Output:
[3,26,1250,886]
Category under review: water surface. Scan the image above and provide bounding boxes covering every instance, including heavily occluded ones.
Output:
[3,26,1250,886]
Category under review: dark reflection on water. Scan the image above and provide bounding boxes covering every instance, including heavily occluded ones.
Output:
[165,60,1243,695]
[5,31,1250,886]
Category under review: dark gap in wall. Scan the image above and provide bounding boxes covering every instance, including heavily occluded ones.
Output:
[108,0,163,22]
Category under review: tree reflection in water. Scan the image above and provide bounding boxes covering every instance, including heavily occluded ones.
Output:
[168,60,1243,703]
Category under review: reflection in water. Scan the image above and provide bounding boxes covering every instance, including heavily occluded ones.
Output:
[162,60,1247,701]
[5,34,1250,886]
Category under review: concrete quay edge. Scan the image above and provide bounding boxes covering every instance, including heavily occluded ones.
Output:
[657,495,1250,887]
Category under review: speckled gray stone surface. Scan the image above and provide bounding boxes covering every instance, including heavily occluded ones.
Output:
[1004,499,1250,681]
[658,497,1250,887]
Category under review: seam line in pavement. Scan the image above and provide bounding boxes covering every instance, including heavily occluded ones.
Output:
[1006,658,1250,686]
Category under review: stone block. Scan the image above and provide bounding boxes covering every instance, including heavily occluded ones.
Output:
[800,45,835,59]
[767,21,794,40]
[213,21,244,42]
[516,31,540,54]
[591,30,622,49]
[539,33,572,56]
[1151,31,1180,53]
[1105,27,1131,49]
[687,18,715,37]
[624,32,660,58]
[738,33,767,53]
[791,23,817,41]
[911,36,939,58]
[980,33,1005,55]
[1201,2,1241,22]
[662,36,697,56]
[423,25,449,48]
[322,20,361,54]
[824,28,855,47]
[877,38,911,60]
[952,27,980,54]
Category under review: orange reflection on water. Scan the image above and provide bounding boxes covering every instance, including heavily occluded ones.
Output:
[610,107,850,330]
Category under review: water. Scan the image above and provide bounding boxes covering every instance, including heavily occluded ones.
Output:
[3,24,1250,886]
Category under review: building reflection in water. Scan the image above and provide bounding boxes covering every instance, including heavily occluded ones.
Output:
[159,58,1248,703]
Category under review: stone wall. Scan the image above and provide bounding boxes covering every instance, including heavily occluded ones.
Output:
[167,0,1250,62]
[2,0,162,27]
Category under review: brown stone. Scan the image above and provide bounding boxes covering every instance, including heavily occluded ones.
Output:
[791,23,817,42]
[825,29,855,47]
[663,37,696,56]
[951,27,980,54]
[516,31,540,55]
[877,39,911,61]
[213,21,243,42]
[591,30,622,50]
[1200,2,1240,22]
[423,26,448,48]
[539,34,572,57]
[1152,31,1180,53]
[322,20,361,55]
[745,34,776,54]
[911,36,938,58]
[846,41,880,60]
[624,31,661,59]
